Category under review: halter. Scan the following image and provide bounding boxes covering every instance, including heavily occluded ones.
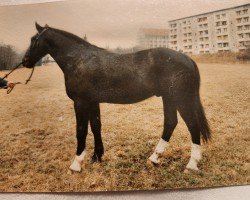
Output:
[31,27,49,49]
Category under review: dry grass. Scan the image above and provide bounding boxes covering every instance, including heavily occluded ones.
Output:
[190,52,250,64]
[0,63,249,192]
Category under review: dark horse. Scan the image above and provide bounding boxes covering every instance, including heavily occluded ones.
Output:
[22,23,211,172]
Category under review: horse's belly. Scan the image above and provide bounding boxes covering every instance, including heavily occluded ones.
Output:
[96,87,155,104]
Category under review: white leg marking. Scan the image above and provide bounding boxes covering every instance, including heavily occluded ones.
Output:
[186,143,202,171]
[149,138,168,164]
[69,150,86,172]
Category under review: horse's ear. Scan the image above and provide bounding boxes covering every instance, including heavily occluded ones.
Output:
[35,22,43,33]
[45,24,49,28]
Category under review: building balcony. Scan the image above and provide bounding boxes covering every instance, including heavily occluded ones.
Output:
[169,33,177,36]
[169,39,177,42]
[182,29,192,33]
[238,37,250,42]
[238,46,248,50]
[183,35,192,38]
[215,18,228,22]
[237,29,250,33]
[216,39,229,43]
[236,12,249,17]
[199,47,210,51]
[198,27,209,31]
[215,24,228,28]
[216,32,228,36]
[199,41,209,44]
[236,21,250,26]
[199,33,209,37]
[217,46,230,50]
[183,41,193,45]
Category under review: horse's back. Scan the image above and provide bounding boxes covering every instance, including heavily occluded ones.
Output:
[147,48,200,100]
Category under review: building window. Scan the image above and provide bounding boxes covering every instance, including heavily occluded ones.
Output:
[222,21,227,26]
[243,17,249,22]
[198,16,207,22]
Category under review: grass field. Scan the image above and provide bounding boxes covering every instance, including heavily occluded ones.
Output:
[0,62,249,192]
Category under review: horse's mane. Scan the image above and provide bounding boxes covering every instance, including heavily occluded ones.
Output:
[50,27,105,51]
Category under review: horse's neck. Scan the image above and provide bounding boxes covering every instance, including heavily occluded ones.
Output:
[47,33,90,72]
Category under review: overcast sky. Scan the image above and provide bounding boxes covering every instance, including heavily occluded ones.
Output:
[0,0,249,52]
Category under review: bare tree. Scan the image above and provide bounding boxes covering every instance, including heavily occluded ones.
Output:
[0,43,19,70]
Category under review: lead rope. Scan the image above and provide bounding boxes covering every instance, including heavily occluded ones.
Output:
[25,67,35,84]
[2,62,23,80]
[2,62,36,94]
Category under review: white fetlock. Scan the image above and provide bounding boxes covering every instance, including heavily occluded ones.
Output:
[185,143,202,171]
[149,138,168,164]
[155,138,168,154]
[69,150,86,172]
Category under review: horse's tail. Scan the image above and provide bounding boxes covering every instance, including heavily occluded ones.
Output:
[194,92,211,142]
[191,59,211,143]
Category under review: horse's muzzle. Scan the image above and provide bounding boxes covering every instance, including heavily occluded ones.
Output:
[22,57,33,68]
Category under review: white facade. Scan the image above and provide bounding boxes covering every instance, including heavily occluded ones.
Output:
[168,4,250,54]
[137,28,168,50]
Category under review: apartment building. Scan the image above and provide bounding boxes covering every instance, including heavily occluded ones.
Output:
[137,28,169,50]
[168,3,250,54]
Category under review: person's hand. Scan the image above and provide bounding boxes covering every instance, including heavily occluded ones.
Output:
[7,82,15,89]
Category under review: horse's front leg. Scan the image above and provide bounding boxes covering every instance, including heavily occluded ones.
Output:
[90,103,104,162]
[69,100,90,172]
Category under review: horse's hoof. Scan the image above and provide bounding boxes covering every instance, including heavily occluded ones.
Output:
[147,159,159,167]
[184,167,199,174]
[69,159,81,172]
[186,164,199,171]
[91,154,102,163]
[148,153,160,164]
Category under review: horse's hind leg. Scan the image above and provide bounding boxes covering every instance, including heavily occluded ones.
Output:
[149,96,178,164]
[90,103,104,163]
[177,99,201,171]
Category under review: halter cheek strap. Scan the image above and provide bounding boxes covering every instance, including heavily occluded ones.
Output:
[32,27,49,48]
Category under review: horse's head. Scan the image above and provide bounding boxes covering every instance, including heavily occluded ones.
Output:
[22,22,50,68]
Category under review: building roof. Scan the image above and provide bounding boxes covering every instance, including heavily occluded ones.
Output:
[140,28,168,36]
[169,3,250,22]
